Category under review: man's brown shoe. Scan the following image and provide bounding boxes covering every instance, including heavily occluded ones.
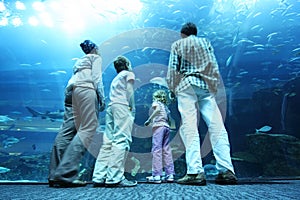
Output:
[215,170,237,185]
[177,173,206,186]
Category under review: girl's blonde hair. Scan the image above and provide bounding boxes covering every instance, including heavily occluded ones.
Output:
[153,90,167,104]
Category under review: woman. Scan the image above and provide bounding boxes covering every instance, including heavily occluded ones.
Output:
[49,40,105,188]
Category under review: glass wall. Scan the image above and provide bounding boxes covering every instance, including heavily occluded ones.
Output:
[0,0,299,182]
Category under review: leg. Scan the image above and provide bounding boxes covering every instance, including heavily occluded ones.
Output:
[177,86,203,174]
[106,104,134,184]
[54,87,98,182]
[198,89,234,173]
[152,127,164,176]
[93,106,114,183]
[162,127,175,176]
[48,105,76,181]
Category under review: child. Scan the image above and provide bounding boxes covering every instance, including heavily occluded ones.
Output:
[92,56,137,187]
[144,90,175,183]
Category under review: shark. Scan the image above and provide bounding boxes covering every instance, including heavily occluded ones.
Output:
[25,106,64,121]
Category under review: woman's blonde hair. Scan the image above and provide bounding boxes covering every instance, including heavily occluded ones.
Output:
[153,90,167,104]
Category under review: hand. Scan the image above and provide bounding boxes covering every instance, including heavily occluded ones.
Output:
[169,92,176,101]
[131,109,136,118]
[98,100,105,112]
[144,120,151,126]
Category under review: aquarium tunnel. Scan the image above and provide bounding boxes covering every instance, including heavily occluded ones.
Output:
[0,0,299,182]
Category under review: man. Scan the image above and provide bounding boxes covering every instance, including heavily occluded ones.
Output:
[166,22,237,185]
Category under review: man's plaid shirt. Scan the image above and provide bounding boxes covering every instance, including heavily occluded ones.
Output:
[166,35,220,94]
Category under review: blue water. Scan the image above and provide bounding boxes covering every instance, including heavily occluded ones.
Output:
[0,0,300,180]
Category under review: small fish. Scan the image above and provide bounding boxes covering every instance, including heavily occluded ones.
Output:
[292,47,300,53]
[238,71,249,76]
[243,51,258,55]
[41,40,48,44]
[252,12,262,18]
[250,25,261,31]
[49,70,67,75]
[19,63,32,67]
[0,166,10,174]
[172,10,181,14]
[226,55,233,67]
[255,125,272,133]
[0,115,14,123]
[288,92,296,97]
[2,136,20,148]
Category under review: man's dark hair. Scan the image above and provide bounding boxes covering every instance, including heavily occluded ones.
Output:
[113,56,130,73]
[180,22,197,36]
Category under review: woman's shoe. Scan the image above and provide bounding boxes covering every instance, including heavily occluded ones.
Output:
[52,180,87,188]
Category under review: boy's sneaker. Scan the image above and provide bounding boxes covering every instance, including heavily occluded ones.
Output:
[165,174,174,183]
[106,179,137,187]
[93,181,105,188]
[177,173,206,186]
[146,175,161,184]
[215,170,237,185]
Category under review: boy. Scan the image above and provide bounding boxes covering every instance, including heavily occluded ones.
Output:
[92,56,137,187]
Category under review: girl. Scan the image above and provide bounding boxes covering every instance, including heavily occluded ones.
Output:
[144,90,175,183]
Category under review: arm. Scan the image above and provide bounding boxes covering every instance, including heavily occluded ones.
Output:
[205,39,221,94]
[92,55,106,111]
[144,105,159,126]
[166,42,181,96]
[127,78,135,112]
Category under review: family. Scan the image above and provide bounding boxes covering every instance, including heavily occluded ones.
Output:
[48,22,237,188]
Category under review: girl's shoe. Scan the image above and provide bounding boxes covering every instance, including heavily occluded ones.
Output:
[146,175,161,184]
[165,174,174,183]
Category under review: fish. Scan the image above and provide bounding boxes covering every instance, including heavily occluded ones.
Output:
[292,47,300,53]
[243,51,258,55]
[0,166,10,174]
[25,106,64,121]
[0,115,15,123]
[255,125,272,133]
[2,136,24,148]
[130,156,140,177]
[149,77,168,88]
[19,63,32,67]
[203,164,218,176]
[226,55,233,67]
[41,89,51,92]
[40,39,48,44]
[49,70,67,75]
[252,12,262,18]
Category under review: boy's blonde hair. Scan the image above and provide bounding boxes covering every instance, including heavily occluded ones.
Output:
[153,90,167,104]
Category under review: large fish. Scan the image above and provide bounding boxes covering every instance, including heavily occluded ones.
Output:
[149,77,168,88]
[25,107,64,121]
